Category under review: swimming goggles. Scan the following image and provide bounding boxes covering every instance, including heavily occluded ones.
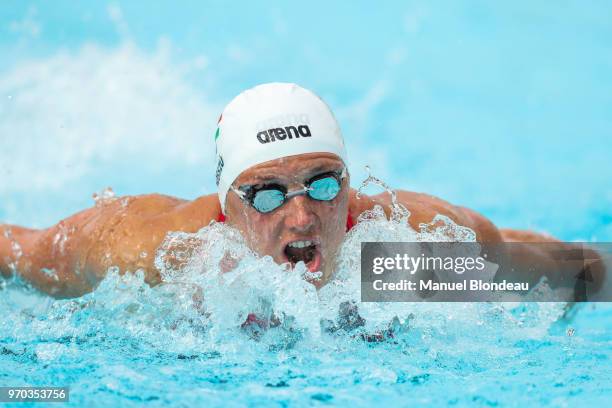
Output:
[231,167,347,213]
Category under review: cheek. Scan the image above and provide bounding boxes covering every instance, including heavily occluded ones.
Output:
[243,214,282,251]
[321,206,341,224]
[319,199,348,240]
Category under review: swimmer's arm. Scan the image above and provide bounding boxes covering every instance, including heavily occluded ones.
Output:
[348,188,504,243]
[0,193,221,298]
[497,229,606,294]
[0,217,96,298]
[457,203,605,293]
[348,188,606,294]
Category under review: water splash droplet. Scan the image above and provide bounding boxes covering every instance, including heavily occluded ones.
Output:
[40,268,59,281]
[355,165,411,224]
[93,187,117,207]
[10,240,23,259]
[3,227,23,275]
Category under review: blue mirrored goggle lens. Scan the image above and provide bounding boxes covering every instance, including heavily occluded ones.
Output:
[251,176,342,213]
[252,189,285,213]
[308,176,341,201]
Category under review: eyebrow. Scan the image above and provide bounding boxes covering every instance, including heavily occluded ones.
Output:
[242,163,343,185]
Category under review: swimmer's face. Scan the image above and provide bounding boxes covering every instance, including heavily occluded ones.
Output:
[225,152,349,288]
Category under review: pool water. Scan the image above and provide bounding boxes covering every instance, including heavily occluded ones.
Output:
[1,2,611,406]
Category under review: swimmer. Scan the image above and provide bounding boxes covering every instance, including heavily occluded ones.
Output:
[0,83,606,299]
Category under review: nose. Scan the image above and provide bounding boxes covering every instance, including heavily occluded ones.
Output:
[283,195,317,233]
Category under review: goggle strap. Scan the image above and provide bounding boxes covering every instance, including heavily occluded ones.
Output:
[230,185,247,200]
[285,187,311,200]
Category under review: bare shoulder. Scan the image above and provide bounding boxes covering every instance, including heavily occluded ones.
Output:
[103,193,219,228]
[348,188,503,243]
[83,193,221,284]
[98,192,220,228]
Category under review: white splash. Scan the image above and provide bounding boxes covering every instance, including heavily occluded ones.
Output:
[0,41,220,227]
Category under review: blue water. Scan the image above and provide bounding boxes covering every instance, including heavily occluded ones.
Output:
[1,1,611,406]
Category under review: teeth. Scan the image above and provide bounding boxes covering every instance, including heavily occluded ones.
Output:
[288,240,313,249]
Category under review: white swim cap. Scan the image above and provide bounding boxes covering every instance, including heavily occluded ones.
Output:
[214,82,348,213]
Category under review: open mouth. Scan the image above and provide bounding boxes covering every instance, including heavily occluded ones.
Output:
[283,239,322,273]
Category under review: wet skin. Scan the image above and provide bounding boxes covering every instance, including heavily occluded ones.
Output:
[0,153,606,298]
